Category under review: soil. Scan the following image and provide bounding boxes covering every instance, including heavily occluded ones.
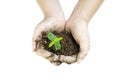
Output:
[37,31,79,56]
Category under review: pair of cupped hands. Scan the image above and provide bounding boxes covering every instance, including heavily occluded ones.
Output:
[32,16,90,65]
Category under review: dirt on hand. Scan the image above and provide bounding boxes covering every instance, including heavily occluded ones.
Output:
[38,31,79,56]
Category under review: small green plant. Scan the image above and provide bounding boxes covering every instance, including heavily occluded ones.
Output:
[47,32,63,51]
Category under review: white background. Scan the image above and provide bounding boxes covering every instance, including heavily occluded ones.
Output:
[0,0,120,80]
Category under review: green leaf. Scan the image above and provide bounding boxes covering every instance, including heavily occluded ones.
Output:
[47,32,63,51]
[48,37,63,48]
[55,42,61,50]
[47,32,57,41]
[57,37,63,41]
[49,41,55,47]
[54,37,63,50]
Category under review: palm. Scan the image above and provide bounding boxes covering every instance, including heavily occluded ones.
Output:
[32,17,66,65]
[66,20,90,62]
[33,17,65,42]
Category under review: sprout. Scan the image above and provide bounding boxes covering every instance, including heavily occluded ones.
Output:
[47,32,63,50]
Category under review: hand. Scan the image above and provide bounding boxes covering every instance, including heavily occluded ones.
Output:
[32,17,78,65]
[32,17,66,65]
[66,19,90,63]
[34,0,103,65]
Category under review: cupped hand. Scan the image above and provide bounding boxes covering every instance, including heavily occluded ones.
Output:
[66,19,90,63]
[32,17,77,65]
[32,17,66,65]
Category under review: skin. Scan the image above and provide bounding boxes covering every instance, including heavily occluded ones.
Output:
[32,0,104,65]
[66,0,104,63]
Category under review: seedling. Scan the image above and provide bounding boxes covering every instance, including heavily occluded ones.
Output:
[47,32,63,51]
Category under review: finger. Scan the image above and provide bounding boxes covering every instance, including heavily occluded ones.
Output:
[59,55,77,64]
[32,36,41,51]
[48,55,61,66]
[36,48,62,64]
[35,48,52,58]
[77,32,90,63]
[77,51,88,63]
[32,41,36,52]
[70,25,90,63]
[51,61,61,66]
[32,23,46,51]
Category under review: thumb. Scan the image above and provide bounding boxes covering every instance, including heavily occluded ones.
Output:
[76,30,90,63]
[71,24,90,63]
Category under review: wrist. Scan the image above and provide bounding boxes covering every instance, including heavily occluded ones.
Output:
[43,16,66,29]
[37,0,65,20]
[44,16,66,22]
[43,11,65,19]
[67,16,88,28]
[68,14,88,23]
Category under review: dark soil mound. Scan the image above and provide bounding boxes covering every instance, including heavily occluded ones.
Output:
[37,31,79,56]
